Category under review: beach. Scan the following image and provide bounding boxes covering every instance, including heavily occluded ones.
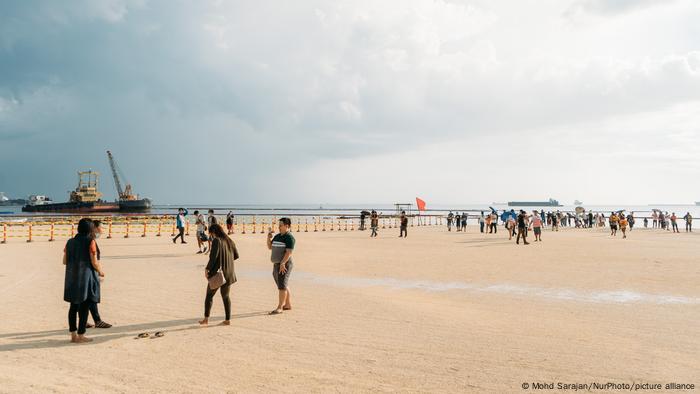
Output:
[0,225,698,393]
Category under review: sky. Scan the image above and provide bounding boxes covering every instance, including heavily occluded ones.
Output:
[1,0,699,206]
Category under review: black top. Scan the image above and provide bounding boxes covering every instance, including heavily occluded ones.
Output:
[63,234,100,304]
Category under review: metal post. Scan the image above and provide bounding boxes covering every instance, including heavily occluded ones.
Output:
[26,224,32,243]
[49,223,55,242]
[1,224,6,244]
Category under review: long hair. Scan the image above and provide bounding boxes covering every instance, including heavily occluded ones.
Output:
[208,223,235,251]
[77,218,95,238]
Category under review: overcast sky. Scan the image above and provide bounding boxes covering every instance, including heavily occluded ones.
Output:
[1,0,699,205]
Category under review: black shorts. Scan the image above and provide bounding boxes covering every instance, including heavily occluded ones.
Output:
[610,224,618,230]
[273,261,293,290]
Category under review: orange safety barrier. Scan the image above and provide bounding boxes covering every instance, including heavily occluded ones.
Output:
[305,218,309,232]
[49,223,55,242]
[26,224,32,243]
[157,221,162,237]
[124,220,130,238]
[107,221,113,239]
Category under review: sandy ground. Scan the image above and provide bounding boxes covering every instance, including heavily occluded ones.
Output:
[0,224,698,393]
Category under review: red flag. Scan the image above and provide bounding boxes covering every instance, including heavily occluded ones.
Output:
[415,197,426,211]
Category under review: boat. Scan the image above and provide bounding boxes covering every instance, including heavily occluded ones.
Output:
[508,198,562,207]
[107,151,152,212]
[0,192,28,206]
[22,170,120,213]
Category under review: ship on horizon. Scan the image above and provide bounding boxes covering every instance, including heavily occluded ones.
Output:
[508,198,562,207]
[22,151,151,213]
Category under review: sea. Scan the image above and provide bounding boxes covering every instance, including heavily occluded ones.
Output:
[1,203,699,220]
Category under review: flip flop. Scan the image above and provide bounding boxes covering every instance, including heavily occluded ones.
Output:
[282,306,292,311]
[154,331,165,338]
[269,310,283,315]
[136,333,149,339]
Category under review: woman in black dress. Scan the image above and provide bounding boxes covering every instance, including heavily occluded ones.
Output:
[63,218,105,343]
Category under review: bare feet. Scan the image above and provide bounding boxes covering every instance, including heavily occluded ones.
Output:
[269,309,283,315]
[220,320,231,326]
[75,335,93,343]
[283,305,292,311]
[199,318,208,325]
[70,332,78,343]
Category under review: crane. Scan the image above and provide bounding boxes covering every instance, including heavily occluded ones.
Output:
[106,150,137,201]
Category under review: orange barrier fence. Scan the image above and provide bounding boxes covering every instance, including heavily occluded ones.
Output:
[0,215,442,244]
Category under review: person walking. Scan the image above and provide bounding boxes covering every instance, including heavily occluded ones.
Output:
[268,218,295,315]
[199,224,239,326]
[530,210,543,242]
[399,211,408,238]
[63,218,104,343]
[194,210,208,254]
[172,208,188,244]
[85,220,111,329]
[516,210,529,245]
[609,212,618,236]
[619,214,629,239]
[370,210,379,237]
[684,212,692,232]
[225,211,234,234]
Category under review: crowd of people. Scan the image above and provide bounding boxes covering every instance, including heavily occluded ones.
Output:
[63,212,296,343]
[63,205,693,342]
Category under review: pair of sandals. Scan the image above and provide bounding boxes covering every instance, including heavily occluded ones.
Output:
[136,332,164,339]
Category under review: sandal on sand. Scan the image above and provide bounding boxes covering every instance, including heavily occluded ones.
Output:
[154,331,165,338]
[136,333,150,339]
[269,310,283,315]
[95,321,112,329]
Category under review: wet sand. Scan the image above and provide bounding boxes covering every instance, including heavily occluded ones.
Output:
[0,225,698,393]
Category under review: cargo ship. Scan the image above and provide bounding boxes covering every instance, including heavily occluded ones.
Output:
[22,170,120,213]
[22,151,152,213]
[508,198,562,207]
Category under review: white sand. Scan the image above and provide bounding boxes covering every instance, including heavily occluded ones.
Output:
[0,225,698,393]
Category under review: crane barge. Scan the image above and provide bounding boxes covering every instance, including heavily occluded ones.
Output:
[107,150,152,212]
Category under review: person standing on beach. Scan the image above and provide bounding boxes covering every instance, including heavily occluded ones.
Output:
[644,217,649,228]
[200,224,239,326]
[627,213,635,231]
[85,220,111,329]
[490,212,498,233]
[370,210,379,237]
[683,212,692,232]
[267,218,295,315]
[461,212,467,231]
[619,214,628,239]
[206,209,217,253]
[609,212,618,236]
[172,208,188,244]
[447,211,454,231]
[671,213,679,233]
[485,213,492,234]
[652,211,659,228]
[63,218,104,343]
[399,211,408,238]
[479,211,485,233]
[454,212,461,232]
[194,210,208,254]
[225,211,234,234]
[516,210,529,245]
[530,210,543,242]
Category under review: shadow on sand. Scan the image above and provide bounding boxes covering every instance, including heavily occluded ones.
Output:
[0,311,270,352]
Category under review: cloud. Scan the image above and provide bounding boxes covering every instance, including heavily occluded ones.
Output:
[1,0,699,203]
